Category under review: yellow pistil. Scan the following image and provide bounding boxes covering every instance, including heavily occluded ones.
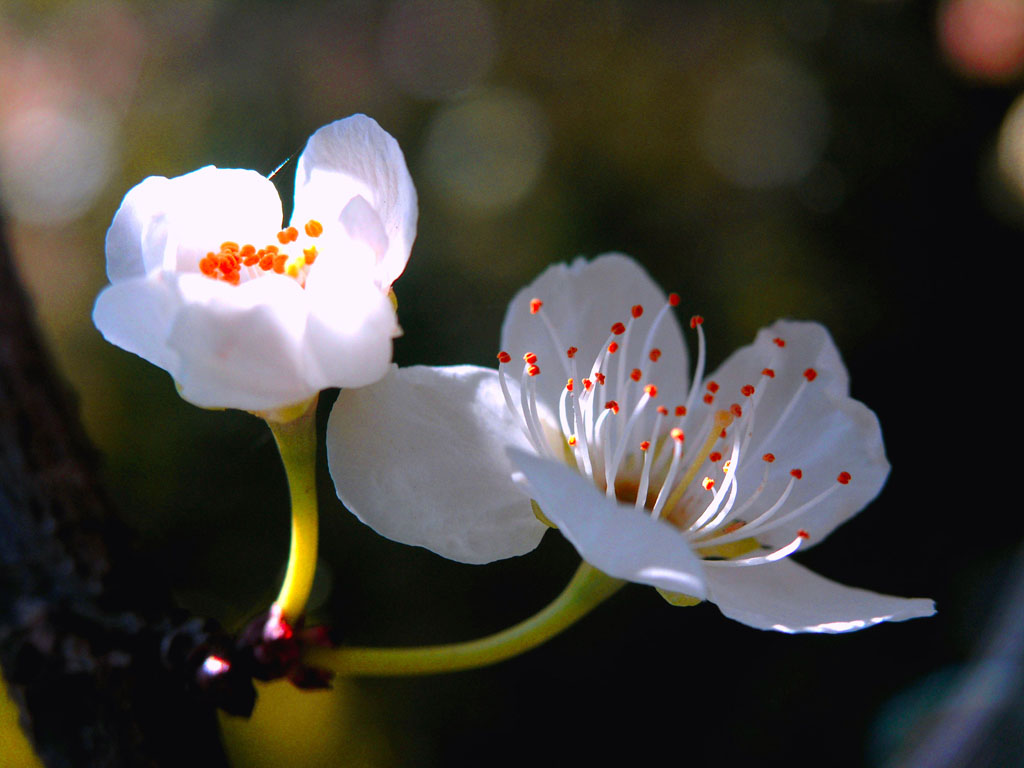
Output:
[660,409,733,518]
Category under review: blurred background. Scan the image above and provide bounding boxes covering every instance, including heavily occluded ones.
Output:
[1,0,1021,766]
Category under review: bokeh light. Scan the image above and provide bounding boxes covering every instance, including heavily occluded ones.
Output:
[420,88,549,215]
[379,0,497,99]
[939,0,1024,82]
[699,53,829,189]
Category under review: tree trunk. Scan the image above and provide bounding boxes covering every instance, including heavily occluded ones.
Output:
[0,213,231,767]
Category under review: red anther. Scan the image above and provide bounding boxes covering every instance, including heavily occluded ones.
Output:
[259,253,275,271]
[670,427,685,442]
[675,405,686,417]
[706,381,720,393]
[277,229,291,245]
[630,368,642,382]
[762,453,775,463]
[611,322,626,335]
[723,520,746,534]
[286,226,299,242]
[719,429,727,438]
[241,244,256,258]
[668,293,681,306]
[272,254,288,274]
[527,364,541,377]
[304,219,324,237]
[566,378,574,392]
[595,372,606,385]
[702,477,715,491]
[761,368,776,378]
[604,400,620,414]
[568,435,578,447]
[837,471,851,485]
[567,346,578,359]
[709,452,722,462]
[607,342,619,354]
[644,384,658,397]
[649,348,662,362]
[656,405,669,415]
[790,468,803,479]
[497,351,512,363]
[797,529,810,539]
[243,252,260,267]
[741,384,755,397]
[803,368,818,382]
[730,403,743,418]
[640,440,651,451]
[703,394,714,405]
[530,298,543,314]
[773,337,785,347]
[303,247,318,264]
[583,378,594,390]
[199,255,218,276]
[523,352,538,365]
[632,304,644,318]
[690,315,704,328]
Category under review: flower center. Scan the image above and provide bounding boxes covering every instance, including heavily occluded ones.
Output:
[198,219,324,286]
[496,294,854,569]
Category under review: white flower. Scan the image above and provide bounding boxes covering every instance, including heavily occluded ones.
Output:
[93,114,417,411]
[327,254,934,633]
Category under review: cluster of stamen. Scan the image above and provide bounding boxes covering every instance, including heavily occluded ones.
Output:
[198,219,323,286]
[497,291,855,570]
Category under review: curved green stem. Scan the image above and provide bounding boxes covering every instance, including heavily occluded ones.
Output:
[307,562,625,677]
[265,397,319,623]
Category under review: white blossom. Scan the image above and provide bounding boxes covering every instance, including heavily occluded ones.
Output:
[327,254,934,632]
[94,114,416,411]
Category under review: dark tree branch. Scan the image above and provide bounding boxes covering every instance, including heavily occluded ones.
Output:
[0,212,233,766]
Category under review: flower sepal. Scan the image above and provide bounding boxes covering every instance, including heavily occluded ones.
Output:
[656,589,702,607]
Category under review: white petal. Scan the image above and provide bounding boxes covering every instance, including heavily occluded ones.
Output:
[157,166,283,273]
[704,558,934,633]
[92,272,182,372]
[327,365,545,564]
[165,274,312,410]
[302,251,400,390]
[507,448,707,598]
[500,253,690,414]
[293,115,417,289]
[339,194,389,260]
[705,320,889,548]
[104,175,173,281]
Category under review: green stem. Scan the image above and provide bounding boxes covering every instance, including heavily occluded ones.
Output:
[306,562,625,677]
[265,397,319,623]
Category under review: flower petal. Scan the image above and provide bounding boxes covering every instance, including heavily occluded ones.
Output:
[702,320,889,549]
[500,253,690,415]
[704,558,935,633]
[104,175,173,281]
[154,166,283,274]
[92,271,182,372]
[327,365,545,564]
[165,273,312,410]
[302,252,400,390]
[293,114,417,289]
[507,448,707,598]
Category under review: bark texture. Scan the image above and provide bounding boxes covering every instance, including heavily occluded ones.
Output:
[0,215,232,767]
